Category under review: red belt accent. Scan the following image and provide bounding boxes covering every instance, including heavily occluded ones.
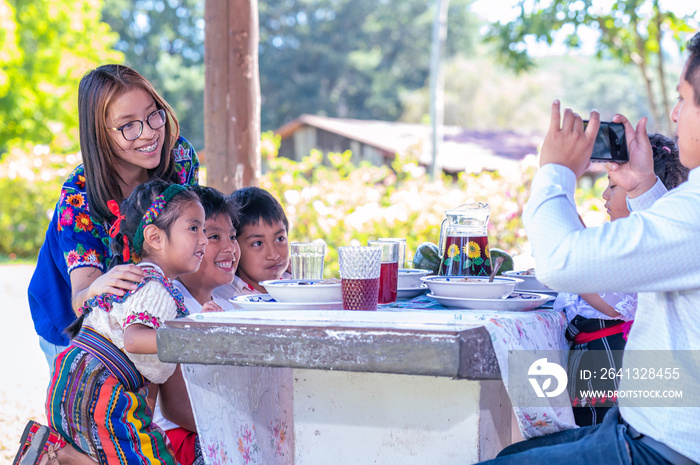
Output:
[573,322,626,345]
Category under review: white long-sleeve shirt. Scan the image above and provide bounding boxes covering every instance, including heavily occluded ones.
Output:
[524,163,700,462]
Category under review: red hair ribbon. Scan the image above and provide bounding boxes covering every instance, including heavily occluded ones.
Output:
[107,200,130,262]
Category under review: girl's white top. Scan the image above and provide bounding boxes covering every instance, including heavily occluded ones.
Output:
[83,262,180,384]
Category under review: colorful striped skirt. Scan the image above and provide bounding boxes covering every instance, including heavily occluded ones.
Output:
[46,327,178,464]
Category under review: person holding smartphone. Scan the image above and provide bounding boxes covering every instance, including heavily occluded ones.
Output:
[555,132,688,427]
[477,31,700,465]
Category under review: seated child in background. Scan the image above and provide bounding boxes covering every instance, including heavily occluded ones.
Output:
[557,133,689,427]
[15,181,207,465]
[152,185,240,465]
[216,186,291,297]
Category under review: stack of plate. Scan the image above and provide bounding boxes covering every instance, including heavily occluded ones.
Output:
[421,275,553,311]
[396,268,432,299]
[231,279,344,311]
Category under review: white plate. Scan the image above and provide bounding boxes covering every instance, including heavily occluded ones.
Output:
[397,286,428,299]
[231,294,344,311]
[421,275,522,299]
[426,291,554,311]
[259,279,342,303]
[502,270,552,292]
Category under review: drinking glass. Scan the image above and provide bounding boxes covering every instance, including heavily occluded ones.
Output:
[377,238,406,268]
[368,240,399,304]
[290,242,326,280]
[338,246,381,311]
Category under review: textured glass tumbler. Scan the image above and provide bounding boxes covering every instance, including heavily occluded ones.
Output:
[338,246,381,311]
[377,238,406,268]
[290,242,325,280]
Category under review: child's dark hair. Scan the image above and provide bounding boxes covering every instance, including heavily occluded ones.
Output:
[65,180,199,340]
[192,185,240,225]
[649,133,689,190]
[229,187,288,232]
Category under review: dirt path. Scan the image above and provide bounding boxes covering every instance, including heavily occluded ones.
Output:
[0,264,49,464]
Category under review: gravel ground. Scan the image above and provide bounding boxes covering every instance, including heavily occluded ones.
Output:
[0,264,49,464]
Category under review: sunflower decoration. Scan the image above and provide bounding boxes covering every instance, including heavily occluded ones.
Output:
[447,243,460,258]
[442,243,461,268]
[465,241,481,259]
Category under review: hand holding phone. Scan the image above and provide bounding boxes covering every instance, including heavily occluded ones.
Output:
[583,120,629,163]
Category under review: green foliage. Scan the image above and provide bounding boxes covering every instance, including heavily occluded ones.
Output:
[0,0,122,155]
[101,0,205,149]
[0,144,73,258]
[483,0,698,133]
[259,0,479,130]
[259,131,538,277]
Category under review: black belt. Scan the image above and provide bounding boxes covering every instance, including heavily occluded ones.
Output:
[624,421,698,465]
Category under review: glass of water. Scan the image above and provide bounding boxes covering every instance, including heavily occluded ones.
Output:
[290,242,326,280]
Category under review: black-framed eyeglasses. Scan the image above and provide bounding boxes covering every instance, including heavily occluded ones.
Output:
[107,109,167,141]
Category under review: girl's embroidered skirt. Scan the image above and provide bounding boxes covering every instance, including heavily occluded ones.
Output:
[46,331,178,464]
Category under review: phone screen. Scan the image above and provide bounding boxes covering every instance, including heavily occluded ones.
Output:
[583,121,629,163]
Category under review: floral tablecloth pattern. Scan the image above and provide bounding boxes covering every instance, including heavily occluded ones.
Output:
[385,294,577,439]
[182,365,294,465]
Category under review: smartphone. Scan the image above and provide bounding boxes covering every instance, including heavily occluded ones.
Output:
[583,120,628,163]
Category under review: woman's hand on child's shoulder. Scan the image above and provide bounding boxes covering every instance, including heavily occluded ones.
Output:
[89,264,144,298]
[201,300,224,313]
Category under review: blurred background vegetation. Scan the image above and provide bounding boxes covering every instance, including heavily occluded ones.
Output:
[0,0,698,271]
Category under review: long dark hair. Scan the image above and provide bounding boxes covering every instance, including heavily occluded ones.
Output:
[79,64,181,224]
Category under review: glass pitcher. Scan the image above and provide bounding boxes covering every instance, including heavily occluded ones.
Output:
[438,202,492,277]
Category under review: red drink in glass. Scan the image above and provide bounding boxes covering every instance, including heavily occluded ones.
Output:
[439,235,492,277]
[342,277,380,311]
[378,261,398,304]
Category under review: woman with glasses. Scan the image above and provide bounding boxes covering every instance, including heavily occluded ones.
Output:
[27,64,199,372]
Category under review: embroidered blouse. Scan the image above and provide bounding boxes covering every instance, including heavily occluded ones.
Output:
[82,263,188,384]
[27,137,198,346]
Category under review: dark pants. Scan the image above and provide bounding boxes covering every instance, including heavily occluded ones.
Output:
[478,408,675,465]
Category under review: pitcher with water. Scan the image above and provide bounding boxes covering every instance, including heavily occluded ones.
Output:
[438,202,493,277]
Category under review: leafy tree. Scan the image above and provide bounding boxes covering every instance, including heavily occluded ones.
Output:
[102,0,206,149]
[259,0,479,130]
[400,51,662,133]
[484,0,696,133]
[0,0,122,154]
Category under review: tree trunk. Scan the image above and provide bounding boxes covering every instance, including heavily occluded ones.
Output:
[654,7,673,132]
[204,0,261,194]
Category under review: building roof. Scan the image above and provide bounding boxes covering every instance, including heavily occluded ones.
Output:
[274,114,545,174]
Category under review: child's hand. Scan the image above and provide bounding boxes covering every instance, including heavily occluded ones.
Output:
[201,300,224,313]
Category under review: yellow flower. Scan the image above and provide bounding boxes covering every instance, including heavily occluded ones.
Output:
[447,243,460,258]
[485,247,491,259]
[466,241,481,259]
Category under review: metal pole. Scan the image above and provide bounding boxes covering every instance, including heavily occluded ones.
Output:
[429,0,450,179]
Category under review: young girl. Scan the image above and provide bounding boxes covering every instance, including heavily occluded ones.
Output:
[558,133,689,426]
[27,64,199,370]
[217,187,291,297]
[14,180,207,465]
[154,185,240,465]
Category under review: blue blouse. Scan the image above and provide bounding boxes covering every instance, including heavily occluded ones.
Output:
[27,137,199,346]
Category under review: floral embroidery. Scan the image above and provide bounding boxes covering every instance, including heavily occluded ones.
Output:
[66,193,85,208]
[74,212,94,232]
[205,438,230,464]
[77,267,188,318]
[59,207,74,231]
[237,424,260,464]
[55,137,198,285]
[65,244,104,274]
[268,419,288,457]
[66,250,81,268]
[174,143,190,162]
[124,311,162,329]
